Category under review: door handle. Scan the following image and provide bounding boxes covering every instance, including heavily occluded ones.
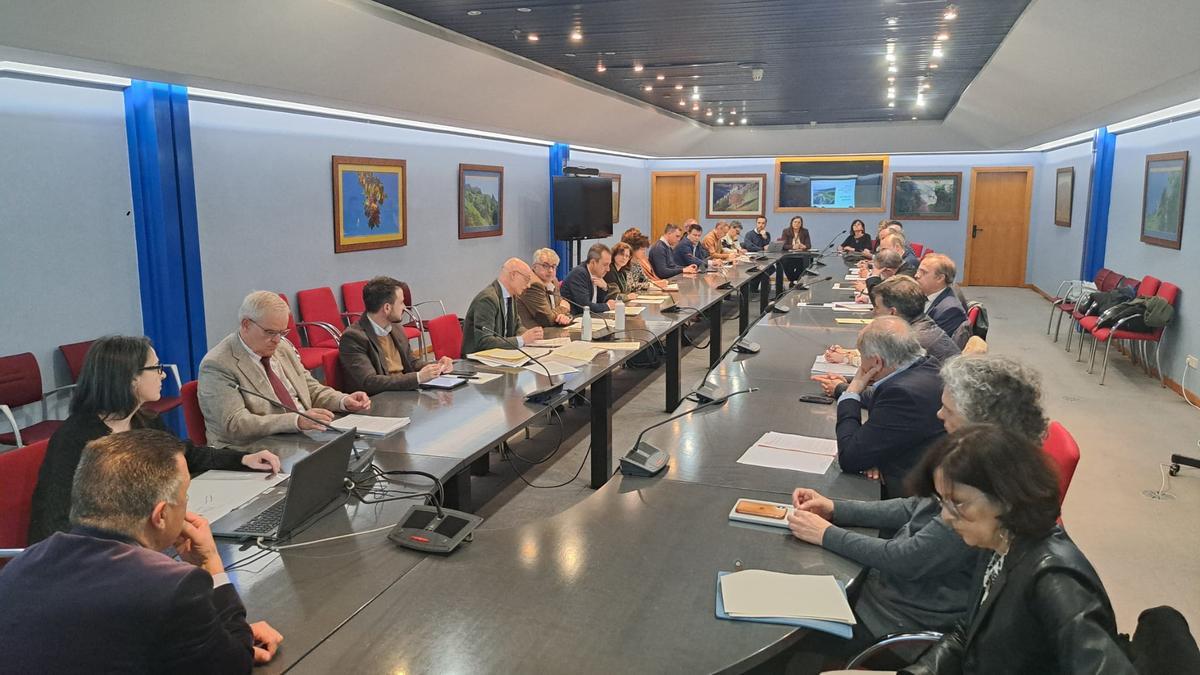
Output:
[972,224,984,239]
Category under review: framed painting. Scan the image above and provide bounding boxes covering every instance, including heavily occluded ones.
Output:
[707,173,766,218]
[890,171,962,220]
[1054,167,1074,227]
[1140,151,1188,250]
[459,164,504,239]
[600,172,621,224]
[332,156,406,253]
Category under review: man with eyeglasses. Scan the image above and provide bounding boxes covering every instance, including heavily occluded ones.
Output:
[462,258,545,354]
[197,290,371,448]
[516,248,572,329]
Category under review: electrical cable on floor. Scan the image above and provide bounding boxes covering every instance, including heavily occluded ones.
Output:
[503,406,592,488]
[1142,463,1177,501]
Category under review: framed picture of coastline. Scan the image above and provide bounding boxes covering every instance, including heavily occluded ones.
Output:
[707,173,766,218]
[600,172,622,224]
[459,164,504,239]
[890,172,962,220]
[1140,151,1188,250]
[332,156,407,253]
[1054,167,1074,227]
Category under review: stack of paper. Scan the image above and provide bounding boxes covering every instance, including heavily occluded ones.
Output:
[330,414,410,436]
[832,302,872,313]
[466,347,552,368]
[830,283,859,291]
[604,305,647,316]
[523,359,578,376]
[843,274,863,281]
[737,431,838,474]
[530,337,572,348]
[550,341,610,364]
[835,317,873,325]
[189,471,290,522]
[630,296,669,305]
[596,341,642,351]
[811,355,858,377]
[720,570,855,624]
[663,283,680,291]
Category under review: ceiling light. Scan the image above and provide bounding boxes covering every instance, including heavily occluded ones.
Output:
[888,102,895,108]
[706,109,713,116]
[563,53,576,57]
[679,99,686,106]
[467,10,482,16]
[916,93,926,106]
[691,93,700,100]
[887,88,896,99]
[693,85,699,92]
[527,34,539,42]
[922,82,931,90]
[633,64,644,72]
[886,17,898,25]
[716,117,725,124]
[888,76,896,83]
[912,116,918,120]
[930,63,939,69]
[886,43,895,55]
[570,30,583,41]
[596,62,606,73]
[692,75,700,79]
[944,4,958,20]
[932,46,943,58]
[886,53,896,63]
[692,103,699,111]
[516,7,532,12]
[741,118,748,125]
[730,109,738,115]
[888,65,898,73]
[729,122,735,126]
[643,85,653,92]
[937,33,949,41]
[675,83,684,90]
[656,74,665,81]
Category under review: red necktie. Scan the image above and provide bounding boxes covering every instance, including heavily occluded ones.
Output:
[261,356,298,411]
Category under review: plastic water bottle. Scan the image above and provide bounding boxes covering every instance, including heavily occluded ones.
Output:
[582,307,593,341]
[614,299,626,331]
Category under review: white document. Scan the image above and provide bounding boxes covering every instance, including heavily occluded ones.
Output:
[530,337,572,348]
[663,284,680,291]
[524,359,578,376]
[830,283,860,291]
[630,297,669,305]
[188,471,289,522]
[811,355,858,377]
[844,274,863,281]
[832,303,872,312]
[330,414,410,436]
[737,432,838,475]
[595,341,642,351]
[720,570,856,624]
[466,372,503,385]
[605,305,647,316]
[554,341,610,363]
[569,318,612,331]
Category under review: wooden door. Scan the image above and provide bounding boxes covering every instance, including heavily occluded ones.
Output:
[651,172,699,240]
[964,167,1033,286]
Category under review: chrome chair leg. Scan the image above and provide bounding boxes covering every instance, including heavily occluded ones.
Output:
[1076,327,1088,362]
[1088,336,1100,373]
[1065,319,1075,351]
[1156,342,1166,386]
[1100,337,1115,384]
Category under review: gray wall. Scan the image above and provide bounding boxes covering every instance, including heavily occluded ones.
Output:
[188,101,551,348]
[1104,115,1200,385]
[1026,142,1093,294]
[0,77,141,425]
[648,152,1039,277]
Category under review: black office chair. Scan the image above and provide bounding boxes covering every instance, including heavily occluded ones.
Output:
[844,631,943,669]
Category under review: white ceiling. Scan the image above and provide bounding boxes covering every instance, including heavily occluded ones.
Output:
[1,0,1198,156]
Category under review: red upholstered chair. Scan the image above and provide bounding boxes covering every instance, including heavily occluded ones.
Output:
[397,281,446,355]
[1042,422,1080,506]
[341,280,369,325]
[426,313,464,360]
[321,350,344,391]
[1076,275,1160,364]
[1087,281,1178,385]
[911,243,925,258]
[0,439,49,561]
[180,380,207,446]
[1049,267,1112,341]
[1064,271,1127,352]
[295,287,346,350]
[278,293,338,373]
[0,353,70,447]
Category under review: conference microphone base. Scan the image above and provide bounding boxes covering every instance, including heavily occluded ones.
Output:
[746,266,761,273]
[661,305,684,313]
[347,443,377,481]
[588,329,618,341]
[716,282,734,290]
[388,504,483,555]
[686,383,724,405]
[732,340,761,354]
[768,303,791,314]
[525,382,567,406]
[619,441,669,476]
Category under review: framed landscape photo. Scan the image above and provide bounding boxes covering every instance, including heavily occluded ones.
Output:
[707,173,766,218]
[600,172,621,224]
[332,156,407,253]
[459,164,504,239]
[890,171,962,220]
[1054,167,1074,227]
[1140,151,1188,250]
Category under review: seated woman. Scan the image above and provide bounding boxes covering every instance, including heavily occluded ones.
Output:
[903,424,1134,674]
[27,336,280,544]
[626,233,669,291]
[786,354,1049,649]
[842,218,873,254]
[604,241,653,301]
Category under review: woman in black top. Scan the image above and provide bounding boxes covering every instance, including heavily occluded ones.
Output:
[841,219,873,253]
[779,216,812,285]
[27,336,280,544]
[902,425,1135,675]
[604,241,653,301]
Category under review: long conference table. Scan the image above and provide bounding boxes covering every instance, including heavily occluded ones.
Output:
[221,252,880,673]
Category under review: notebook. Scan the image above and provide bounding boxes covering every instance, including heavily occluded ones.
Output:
[715,572,854,638]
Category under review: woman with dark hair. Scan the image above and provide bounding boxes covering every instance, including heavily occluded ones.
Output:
[842,219,873,253]
[901,424,1134,674]
[627,233,669,290]
[604,241,653,301]
[779,216,812,286]
[27,336,280,544]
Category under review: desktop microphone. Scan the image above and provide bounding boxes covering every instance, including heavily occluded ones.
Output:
[228,383,375,477]
[716,264,734,290]
[795,275,833,292]
[478,326,569,406]
[623,387,757,476]
[811,229,848,268]
[687,307,767,404]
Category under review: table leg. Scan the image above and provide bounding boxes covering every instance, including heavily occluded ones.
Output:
[590,372,613,489]
[775,261,785,297]
[470,453,490,476]
[708,302,723,367]
[759,272,770,315]
[665,326,681,412]
[443,469,472,512]
[738,285,751,334]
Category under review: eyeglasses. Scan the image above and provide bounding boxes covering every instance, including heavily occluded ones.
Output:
[139,363,165,375]
[533,261,555,270]
[251,319,290,339]
[933,492,986,520]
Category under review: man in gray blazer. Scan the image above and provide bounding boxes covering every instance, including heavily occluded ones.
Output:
[198,291,371,448]
[462,258,543,354]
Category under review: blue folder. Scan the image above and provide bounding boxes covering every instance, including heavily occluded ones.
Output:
[715,571,854,639]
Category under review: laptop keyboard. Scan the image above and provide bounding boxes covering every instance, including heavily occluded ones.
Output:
[234,500,286,535]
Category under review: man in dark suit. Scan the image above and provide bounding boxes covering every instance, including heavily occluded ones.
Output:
[916,253,968,337]
[649,223,698,279]
[880,233,919,276]
[561,243,618,315]
[742,216,771,252]
[339,276,454,393]
[673,222,709,267]
[0,430,283,672]
[835,316,946,497]
[857,248,903,298]
[462,258,544,354]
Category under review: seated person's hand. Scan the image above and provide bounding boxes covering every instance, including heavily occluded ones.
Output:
[342,392,371,412]
[683,264,698,274]
[626,292,638,301]
[653,279,669,289]
[241,450,281,473]
[437,356,455,373]
[606,300,617,310]
[174,512,223,576]
[417,363,443,383]
[810,374,847,396]
[787,509,831,546]
[250,621,284,664]
[592,275,608,289]
[863,468,881,481]
[558,299,570,313]
[522,326,544,343]
[792,488,835,519]
[853,280,866,292]
[856,260,869,273]
[297,407,335,431]
[555,313,572,326]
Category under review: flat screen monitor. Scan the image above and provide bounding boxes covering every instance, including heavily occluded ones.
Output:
[553,175,614,241]
[776,156,888,211]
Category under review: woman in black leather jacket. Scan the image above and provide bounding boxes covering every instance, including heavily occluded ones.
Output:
[902,424,1135,675]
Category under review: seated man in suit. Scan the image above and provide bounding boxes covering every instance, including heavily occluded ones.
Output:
[916,253,968,337]
[673,222,709,268]
[198,291,370,448]
[462,258,544,353]
[339,276,454,394]
[517,247,572,329]
[702,221,736,261]
[835,316,946,497]
[854,248,903,297]
[0,429,283,672]
[649,223,699,279]
[561,243,618,315]
[881,230,920,275]
[742,216,771,252]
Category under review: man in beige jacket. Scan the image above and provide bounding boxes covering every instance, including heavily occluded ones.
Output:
[198,291,371,448]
